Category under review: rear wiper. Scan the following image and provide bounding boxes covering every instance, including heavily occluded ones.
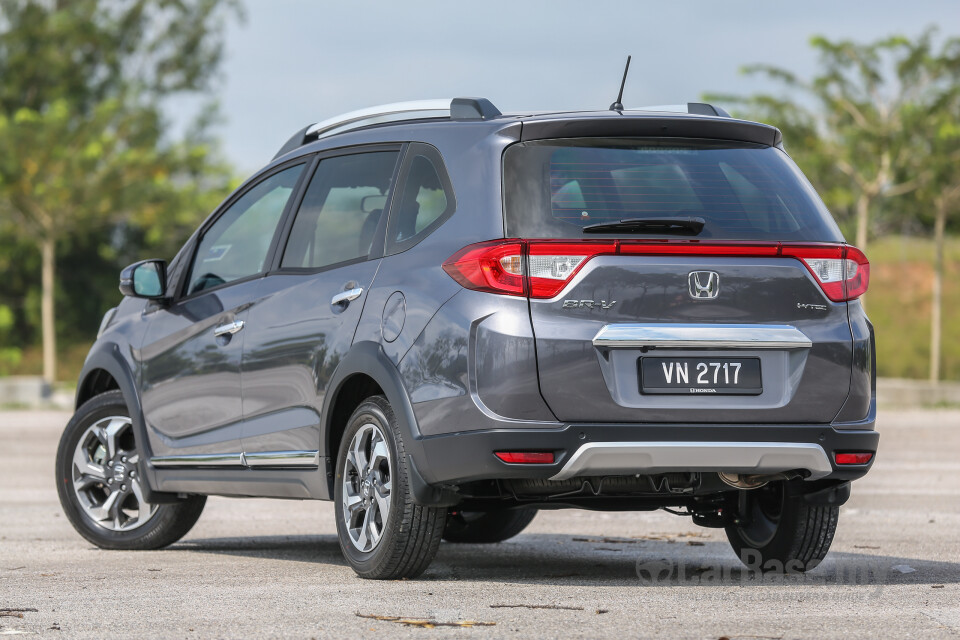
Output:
[582,216,705,235]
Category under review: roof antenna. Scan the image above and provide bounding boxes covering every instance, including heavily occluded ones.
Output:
[609,55,632,112]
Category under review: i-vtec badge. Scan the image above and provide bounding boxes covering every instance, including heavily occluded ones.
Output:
[562,299,616,310]
[688,271,720,299]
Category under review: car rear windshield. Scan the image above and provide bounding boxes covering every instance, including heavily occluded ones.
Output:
[503,138,844,241]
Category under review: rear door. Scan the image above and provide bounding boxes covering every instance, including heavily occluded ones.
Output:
[503,138,861,424]
[140,163,307,461]
[239,147,402,462]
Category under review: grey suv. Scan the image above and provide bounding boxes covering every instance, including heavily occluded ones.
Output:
[56,98,878,579]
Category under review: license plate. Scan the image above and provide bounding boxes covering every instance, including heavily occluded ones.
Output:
[639,357,762,395]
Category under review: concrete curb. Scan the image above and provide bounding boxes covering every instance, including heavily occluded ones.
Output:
[877,378,960,408]
[0,376,73,409]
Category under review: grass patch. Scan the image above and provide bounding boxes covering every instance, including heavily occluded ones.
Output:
[868,235,960,380]
[7,342,91,384]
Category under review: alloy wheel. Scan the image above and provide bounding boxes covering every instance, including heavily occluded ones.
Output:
[341,422,392,552]
[71,416,156,531]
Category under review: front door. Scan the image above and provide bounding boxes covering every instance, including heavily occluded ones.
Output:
[139,163,307,462]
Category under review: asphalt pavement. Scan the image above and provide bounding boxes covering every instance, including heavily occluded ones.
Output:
[1,409,958,639]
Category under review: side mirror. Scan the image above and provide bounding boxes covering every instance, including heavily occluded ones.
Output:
[119,260,168,299]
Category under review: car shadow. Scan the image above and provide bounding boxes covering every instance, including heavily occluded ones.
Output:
[172,533,960,587]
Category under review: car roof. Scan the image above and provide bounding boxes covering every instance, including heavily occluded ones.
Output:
[269,98,783,166]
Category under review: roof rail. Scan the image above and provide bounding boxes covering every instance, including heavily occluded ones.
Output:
[272,97,501,160]
[627,102,731,118]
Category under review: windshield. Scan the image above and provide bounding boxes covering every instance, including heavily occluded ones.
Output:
[503,138,844,241]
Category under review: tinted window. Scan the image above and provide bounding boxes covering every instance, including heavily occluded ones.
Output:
[187,165,304,295]
[387,144,455,252]
[503,138,843,241]
[281,151,399,270]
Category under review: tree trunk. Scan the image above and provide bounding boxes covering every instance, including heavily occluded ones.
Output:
[41,234,56,388]
[930,197,946,383]
[855,192,871,251]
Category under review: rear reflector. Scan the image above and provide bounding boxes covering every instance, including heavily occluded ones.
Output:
[835,452,873,465]
[443,240,869,301]
[495,451,555,464]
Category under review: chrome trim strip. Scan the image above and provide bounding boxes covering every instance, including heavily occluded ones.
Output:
[150,453,244,467]
[592,323,813,349]
[243,450,320,467]
[150,450,320,468]
[550,441,832,481]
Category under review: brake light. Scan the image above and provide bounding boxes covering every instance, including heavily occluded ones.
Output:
[495,451,555,464]
[442,240,869,302]
[442,240,525,296]
[835,452,873,465]
[618,240,780,257]
[781,244,870,302]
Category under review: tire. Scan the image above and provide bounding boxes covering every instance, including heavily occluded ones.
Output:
[333,395,446,579]
[442,508,538,544]
[55,390,206,550]
[724,481,838,573]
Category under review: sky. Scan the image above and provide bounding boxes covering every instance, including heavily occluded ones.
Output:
[196,0,960,173]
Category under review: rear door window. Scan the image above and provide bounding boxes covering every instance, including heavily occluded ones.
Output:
[503,138,843,241]
[281,151,400,270]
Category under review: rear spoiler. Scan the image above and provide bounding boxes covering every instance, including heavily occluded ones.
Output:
[519,113,782,147]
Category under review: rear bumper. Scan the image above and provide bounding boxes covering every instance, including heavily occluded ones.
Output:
[417,421,878,485]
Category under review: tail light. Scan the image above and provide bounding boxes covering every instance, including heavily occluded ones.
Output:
[443,240,869,302]
[781,244,870,302]
[442,240,616,299]
[441,240,526,296]
[526,242,616,298]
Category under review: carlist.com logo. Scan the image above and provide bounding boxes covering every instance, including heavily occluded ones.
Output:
[636,551,890,591]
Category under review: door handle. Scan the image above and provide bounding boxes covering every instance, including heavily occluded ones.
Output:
[214,320,245,337]
[331,287,363,306]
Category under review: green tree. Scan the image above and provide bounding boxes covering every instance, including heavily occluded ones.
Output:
[710,29,960,380]
[901,77,960,381]
[928,141,960,382]
[0,0,239,385]
[707,30,957,250]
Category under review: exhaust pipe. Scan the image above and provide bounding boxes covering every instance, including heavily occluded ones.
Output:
[718,471,802,489]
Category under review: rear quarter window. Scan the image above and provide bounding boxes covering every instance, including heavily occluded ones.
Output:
[503,138,843,241]
[386,143,456,255]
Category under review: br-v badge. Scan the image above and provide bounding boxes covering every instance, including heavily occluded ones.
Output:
[688,271,720,299]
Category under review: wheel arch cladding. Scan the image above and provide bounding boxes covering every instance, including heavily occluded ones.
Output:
[76,367,120,408]
[326,372,385,475]
[75,342,182,503]
[75,343,142,440]
[320,341,435,500]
